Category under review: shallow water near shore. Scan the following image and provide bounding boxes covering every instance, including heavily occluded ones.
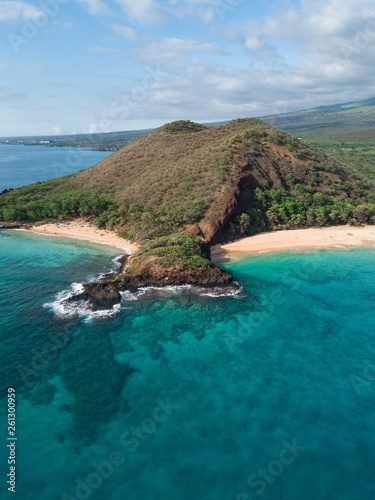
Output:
[1,230,375,499]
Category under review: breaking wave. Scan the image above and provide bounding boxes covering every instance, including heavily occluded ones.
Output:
[44,252,242,319]
[44,254,126,321]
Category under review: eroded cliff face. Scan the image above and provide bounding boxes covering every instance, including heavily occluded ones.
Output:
[193,140,355,245]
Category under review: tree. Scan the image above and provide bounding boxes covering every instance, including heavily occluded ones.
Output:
[238,213,251,233]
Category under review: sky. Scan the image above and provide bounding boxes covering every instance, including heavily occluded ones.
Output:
[0,0,375,136]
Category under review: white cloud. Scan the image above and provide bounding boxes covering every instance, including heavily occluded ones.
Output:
[87,46,120,53]
[204,74,249,93]
[107,23,137,41]
[236,0,375,103]
[0,86,25,101]
[76,0,109,15]
[99,35,115,42]
[0,1,44,21]
[51,125,62,135]
[244,37,262,52]
[244,0,375,60]
[0,63,43,73]
[95,37,375,125]
[16,64,43,73]
[114,0,165,24]
[134,37,226,62]
[85,123,100,133]
[7,0,375,134]
[84,122,118,133]
[167,0,228,23]
[89,0,375,128]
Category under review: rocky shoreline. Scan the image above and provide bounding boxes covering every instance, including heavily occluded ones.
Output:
[67,256,238,310]
[1,224,238,311]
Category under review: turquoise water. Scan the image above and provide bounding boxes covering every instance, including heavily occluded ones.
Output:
[0,144,112,191]
[0,230,374,499]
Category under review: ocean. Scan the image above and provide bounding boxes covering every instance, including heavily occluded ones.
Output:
[0,149,375,499]
[0,144,111,191]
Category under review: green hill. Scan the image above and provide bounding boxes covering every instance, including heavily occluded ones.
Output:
[263,97,375,179]
[1,119,374,272]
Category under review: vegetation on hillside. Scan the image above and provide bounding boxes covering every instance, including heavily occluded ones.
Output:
[163,120,207,134]
[232,184,375,240]
[1,119,374,269]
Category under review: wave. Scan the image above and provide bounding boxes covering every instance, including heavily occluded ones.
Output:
[45,281,243,320]
[44,254,126,320]
[334,244,349,249]
[44,282,122,321]
[44,253,242,319]
[119,283,243,301]
[91,254,126,282]
[194,285,243,298]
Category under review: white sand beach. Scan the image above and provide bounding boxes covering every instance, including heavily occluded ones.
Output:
[211,225,375,260]
[27,220,138,254]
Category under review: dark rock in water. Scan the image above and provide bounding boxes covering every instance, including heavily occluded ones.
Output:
[67,260,238,311]
[69,282,122,311]
[0,188,14,196]
[119,263,233,289]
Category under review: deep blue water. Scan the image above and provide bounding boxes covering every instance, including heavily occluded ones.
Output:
[0,144,112,191]
[0,230,374,499]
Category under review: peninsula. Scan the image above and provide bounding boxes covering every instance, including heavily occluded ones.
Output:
[1,119,374,310]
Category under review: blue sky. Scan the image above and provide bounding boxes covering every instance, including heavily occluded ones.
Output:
[0,0,375,136]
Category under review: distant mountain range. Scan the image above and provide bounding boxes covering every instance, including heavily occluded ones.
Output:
[263,97,375,142]
[262,97,375,179]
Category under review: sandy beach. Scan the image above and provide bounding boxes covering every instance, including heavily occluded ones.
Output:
[212,225,375,260]
[26,220,138,254]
